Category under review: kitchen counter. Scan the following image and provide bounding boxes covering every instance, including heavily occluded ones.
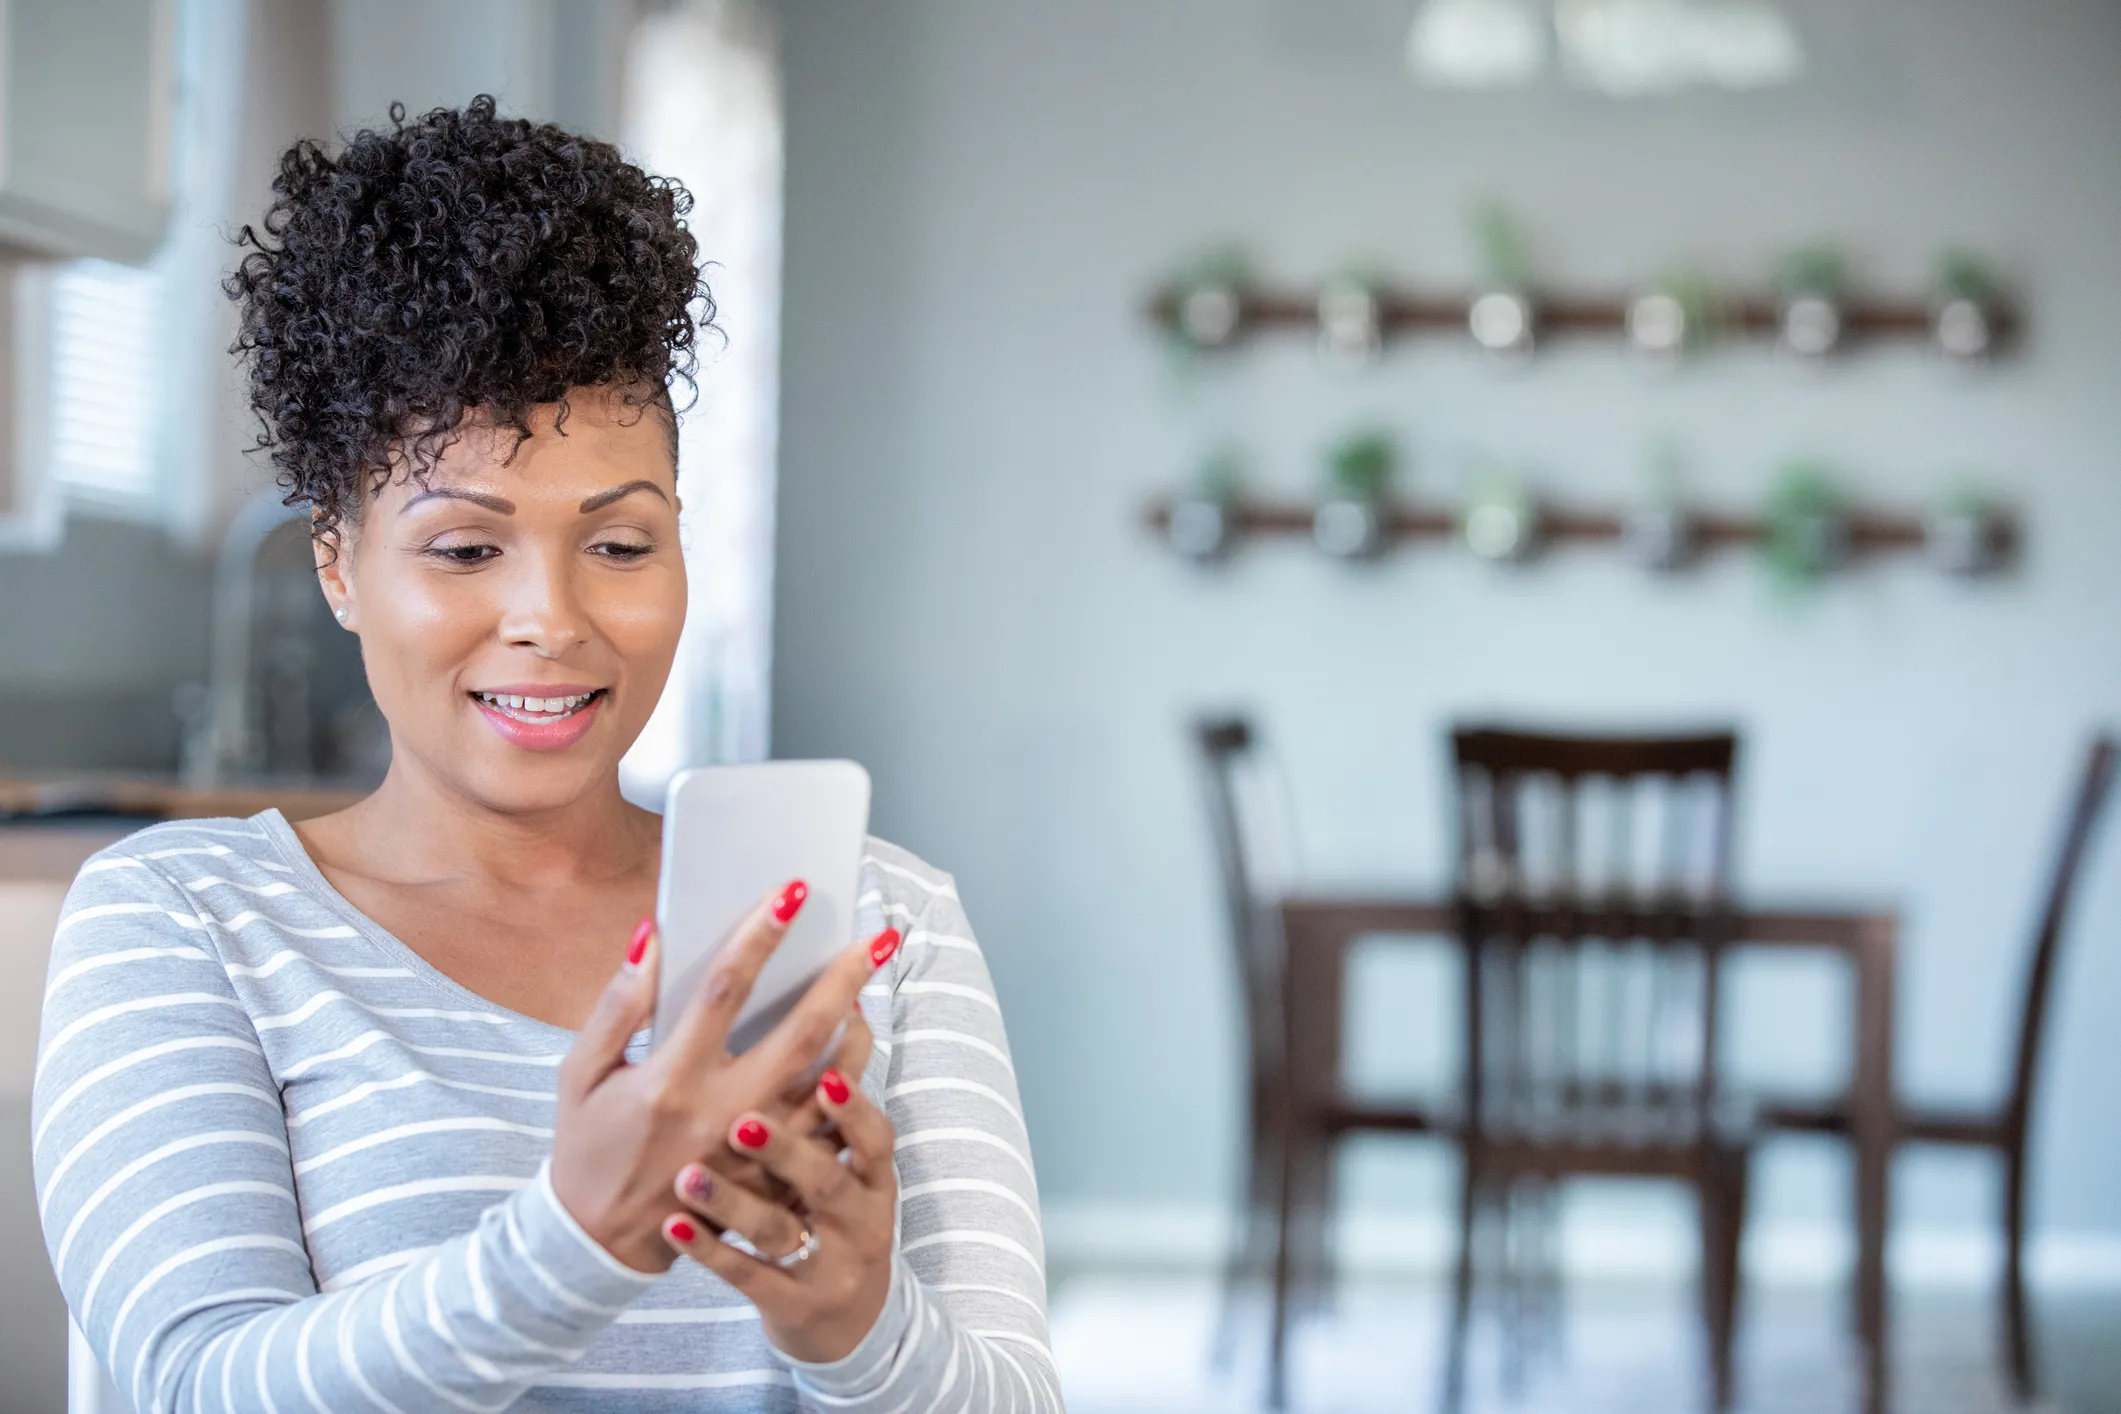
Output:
[0,775,366,884]
[1,773,368,834]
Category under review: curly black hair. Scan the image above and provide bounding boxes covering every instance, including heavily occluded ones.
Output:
[225,95,712,542]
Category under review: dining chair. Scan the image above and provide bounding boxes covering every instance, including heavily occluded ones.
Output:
[1759,733,2117,1403]
[1191,714,1295,1368]
[70,1318,124,1413]
[1445,725,1749,1412]
[1189,715,1447,1398]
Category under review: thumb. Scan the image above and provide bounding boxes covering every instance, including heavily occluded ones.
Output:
[560,917,658,1100]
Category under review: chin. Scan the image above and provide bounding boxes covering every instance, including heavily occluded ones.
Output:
[402,723,633,817]
[458,754,625,816]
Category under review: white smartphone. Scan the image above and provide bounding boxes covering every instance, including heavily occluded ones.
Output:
[653,760,872,1057]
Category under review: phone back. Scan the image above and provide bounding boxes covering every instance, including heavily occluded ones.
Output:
[654,760,872,1054]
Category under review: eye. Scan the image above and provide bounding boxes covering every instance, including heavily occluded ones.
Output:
[426,543,500,566]
[591,537,656,562]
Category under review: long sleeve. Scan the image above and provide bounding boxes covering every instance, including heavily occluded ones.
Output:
[781,854,1064,1412]
[33,849,657,1414]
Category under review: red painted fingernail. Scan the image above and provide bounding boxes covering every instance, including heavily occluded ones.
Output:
[819,1069,851,1106]
[868,928,901,968]
[734,1118,770,1150]
[626,918,654,967]
[773,880,808,923]
[681,1166,715,1201]
[668,1217,697,1243]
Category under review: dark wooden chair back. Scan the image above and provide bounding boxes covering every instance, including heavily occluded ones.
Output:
[2006,735,2117,1140]
[1192,715,1290,1083]
[1450,727,1741,1146]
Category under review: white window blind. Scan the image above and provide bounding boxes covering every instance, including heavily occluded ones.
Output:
[48,257,166,506]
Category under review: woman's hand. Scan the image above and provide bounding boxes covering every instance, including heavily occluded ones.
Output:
[548,884,900,1273]
[704,1008,873,1205]
[660,1062,901,1363]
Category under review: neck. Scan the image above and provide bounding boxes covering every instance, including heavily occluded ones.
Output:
[338,747,657,889]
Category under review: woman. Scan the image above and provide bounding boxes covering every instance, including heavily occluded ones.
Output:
[35,98,1059,1413]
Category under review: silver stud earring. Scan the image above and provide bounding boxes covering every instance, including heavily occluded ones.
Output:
[333,607,349,623]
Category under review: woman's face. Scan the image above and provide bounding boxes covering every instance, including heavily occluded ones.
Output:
[317,387,686,815]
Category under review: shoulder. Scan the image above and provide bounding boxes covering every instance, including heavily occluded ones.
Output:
[67,814,289,897]
[858,835,962,920]
[57,815,297,949]
[41,819,292,1045]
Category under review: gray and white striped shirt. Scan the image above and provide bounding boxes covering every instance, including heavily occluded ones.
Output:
[34,811,1059,1413]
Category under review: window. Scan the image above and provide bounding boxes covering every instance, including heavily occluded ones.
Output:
[617,0,784,800]
[47,258,167,509]
[32,0,240,534]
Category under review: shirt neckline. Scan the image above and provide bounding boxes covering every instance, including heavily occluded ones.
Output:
[251,806,634,1050]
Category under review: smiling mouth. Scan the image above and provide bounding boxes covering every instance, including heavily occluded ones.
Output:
[470,689,607,723]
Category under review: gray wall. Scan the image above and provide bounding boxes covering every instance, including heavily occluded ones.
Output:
[328,0,631,138]
[771,0,2121,1262]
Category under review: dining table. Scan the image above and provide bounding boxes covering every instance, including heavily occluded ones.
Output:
[1275,892,1900,1414]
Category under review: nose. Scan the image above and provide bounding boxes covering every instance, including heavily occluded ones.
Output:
[496,548,593,657]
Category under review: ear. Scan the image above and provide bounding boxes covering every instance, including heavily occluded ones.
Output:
[313,518,356,630]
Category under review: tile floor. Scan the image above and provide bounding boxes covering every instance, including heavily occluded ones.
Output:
[1049,1271,2121,1414]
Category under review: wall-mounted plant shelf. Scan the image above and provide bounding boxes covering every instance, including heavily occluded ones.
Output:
[1140,494,2019,577]
[1142,283,2019,359]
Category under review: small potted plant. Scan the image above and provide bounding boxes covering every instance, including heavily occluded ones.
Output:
[1167,449,1243,562]
[1776,244,1847,359]
[1927,483,2012,577]
[1313,431,1397,560]
[1467,199,1537,358]
[1626,445,1697,572]
[1462,459,1540,564]
[1932,250,2002,362]
[1762,460,1849,589]
[1628,270,1724,361]
[1161,248,1253,353]
[1317,269,1386,367]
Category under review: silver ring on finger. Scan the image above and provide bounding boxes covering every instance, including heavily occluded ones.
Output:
[774,1226,821,1269]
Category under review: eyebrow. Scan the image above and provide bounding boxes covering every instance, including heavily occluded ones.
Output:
[400,487,517,515]
[578,480,671,513]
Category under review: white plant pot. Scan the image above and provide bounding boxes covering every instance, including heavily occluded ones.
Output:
[1781,292,1842,358]
[1928,505,2006,577]
[1167,497,1232,561]
[1627,505,1696,572]
[1469,289,1535,358]
[1313,498,1385,560]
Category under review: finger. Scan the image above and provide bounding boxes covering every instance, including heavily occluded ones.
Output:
[662,1211,799,1298]
[736,928,898,1095]
[558,917,657,1100]
[775,1009,871,1107]
[816,1067,897,1192]
[703,1152,793,1206]
[724,1111,865,1220]
[671,1159,817,1260]
[771,1011,872,1139]
[703,1014,864,1198]
[700,1014,872,1199]
[657,879,809,1073]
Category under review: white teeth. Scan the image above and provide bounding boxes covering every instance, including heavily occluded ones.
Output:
[476,690,597,718]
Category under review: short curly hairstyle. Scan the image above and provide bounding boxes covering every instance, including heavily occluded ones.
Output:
[225,95,711,542]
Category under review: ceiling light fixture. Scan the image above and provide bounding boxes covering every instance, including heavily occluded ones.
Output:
[1407,0,1805,95]
[1405,0,1550,89]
